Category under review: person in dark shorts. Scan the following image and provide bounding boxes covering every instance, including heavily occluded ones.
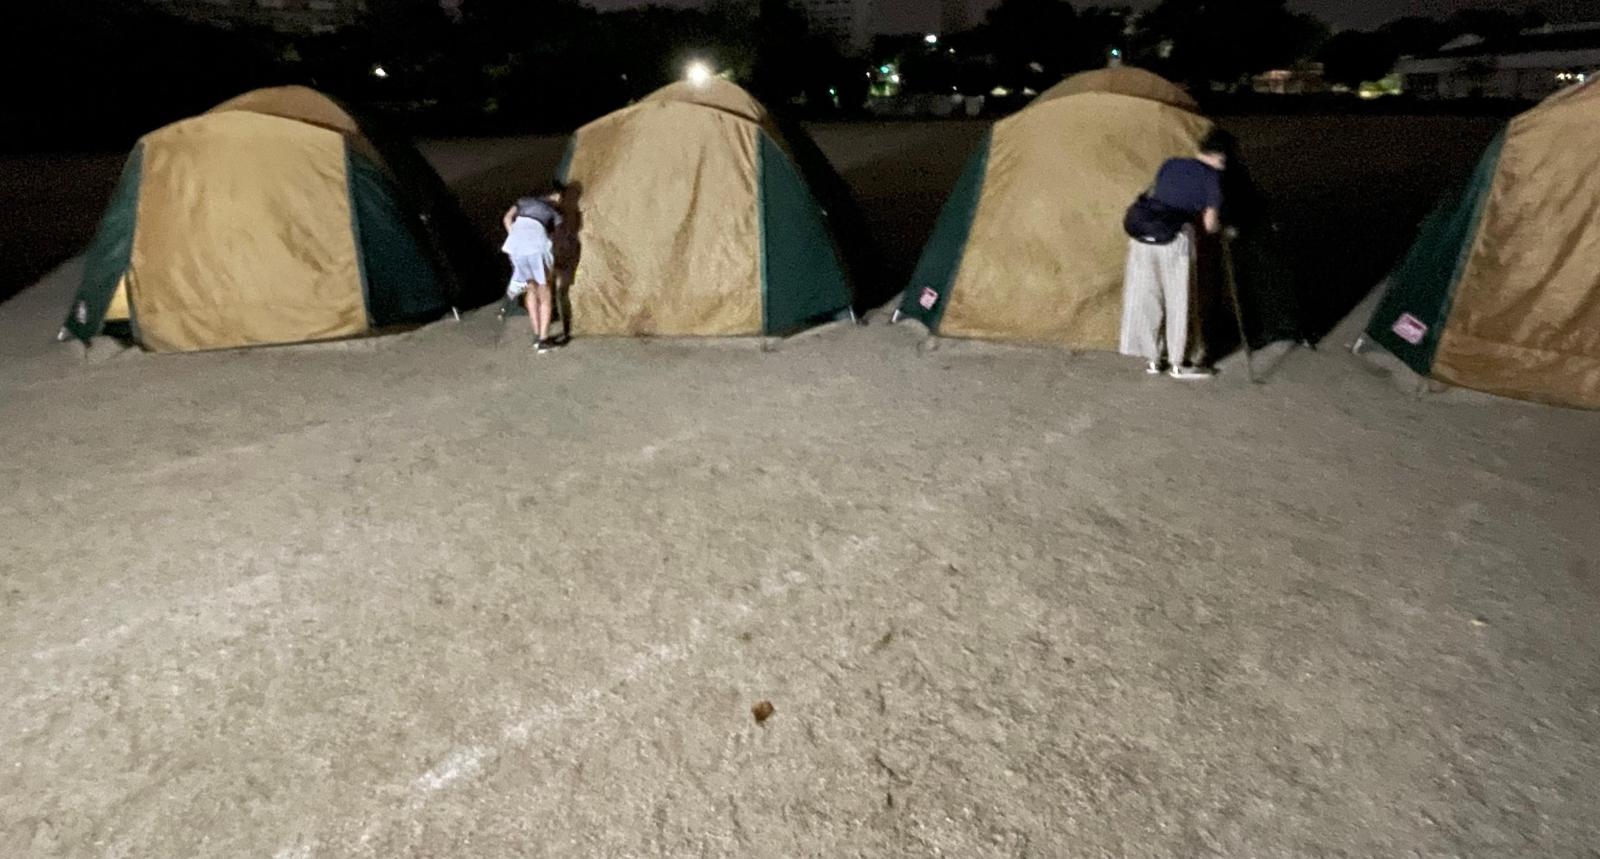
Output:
[1120,130,1230,379]
[502,187,565,352]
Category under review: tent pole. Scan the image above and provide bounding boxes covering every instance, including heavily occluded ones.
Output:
[1219,237,1256,383]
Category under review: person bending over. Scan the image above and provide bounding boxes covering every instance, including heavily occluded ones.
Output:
[502,187,565,352]
[1120,130,1231,379]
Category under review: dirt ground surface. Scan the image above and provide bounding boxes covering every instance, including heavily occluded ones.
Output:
[4,118,1599,858]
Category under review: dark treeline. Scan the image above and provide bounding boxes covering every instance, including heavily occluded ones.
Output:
[0,0,1549,151]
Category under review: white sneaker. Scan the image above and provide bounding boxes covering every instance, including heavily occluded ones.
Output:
[1145,360,1166,375]
[1168,364,1217,380]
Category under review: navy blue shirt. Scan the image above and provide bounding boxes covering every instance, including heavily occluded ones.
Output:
[1150,158,1223,217]
[515,197,563,232]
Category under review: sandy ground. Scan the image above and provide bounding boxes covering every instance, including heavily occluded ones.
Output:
[4,119,1600,857]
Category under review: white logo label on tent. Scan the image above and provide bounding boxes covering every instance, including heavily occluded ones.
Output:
[919,288,939,310]
[1392,313,1428,345]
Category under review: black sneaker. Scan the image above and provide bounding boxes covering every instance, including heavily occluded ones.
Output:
[535,338,555,353]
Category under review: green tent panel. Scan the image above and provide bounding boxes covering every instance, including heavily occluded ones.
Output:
[347,147,451,328]
[66,145,143,342]
[555,135,577,185]
[1366,132,1506,375]
[758,131,852,337]
[898,130,992,331]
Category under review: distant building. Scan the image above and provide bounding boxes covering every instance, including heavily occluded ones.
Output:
[798,0,874,52]
[143,0,366,34]
[1252,62,1329,95]
[1396,22,1600,99]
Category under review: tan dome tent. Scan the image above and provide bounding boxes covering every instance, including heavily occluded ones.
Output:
[63,86,478,352]
[1363,79,1600,408]
[897,67,1302,355]
[896,68,1209,348]
[554,80,852,337]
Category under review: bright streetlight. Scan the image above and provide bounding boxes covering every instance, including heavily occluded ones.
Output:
[685,60,713,86]
[371,65,389,79]
[924,33,939,45]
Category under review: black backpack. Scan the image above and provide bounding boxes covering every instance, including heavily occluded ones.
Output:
[1123,193,1189,245]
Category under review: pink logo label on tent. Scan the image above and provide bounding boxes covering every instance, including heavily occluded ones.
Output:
[1392,313,1428,345]
[919,288,939,310]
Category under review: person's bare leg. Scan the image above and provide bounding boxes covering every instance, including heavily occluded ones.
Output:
[523,287,539,337]
[533,282,554,343]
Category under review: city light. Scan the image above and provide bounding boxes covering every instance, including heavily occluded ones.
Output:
[924,33,939,45]
[685,60,713,86]
[371,65,389,79]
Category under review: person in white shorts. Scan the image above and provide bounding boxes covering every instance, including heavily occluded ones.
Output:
[502,188,564,352]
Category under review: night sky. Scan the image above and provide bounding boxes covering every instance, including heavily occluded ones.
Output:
[583,0,1586,32]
